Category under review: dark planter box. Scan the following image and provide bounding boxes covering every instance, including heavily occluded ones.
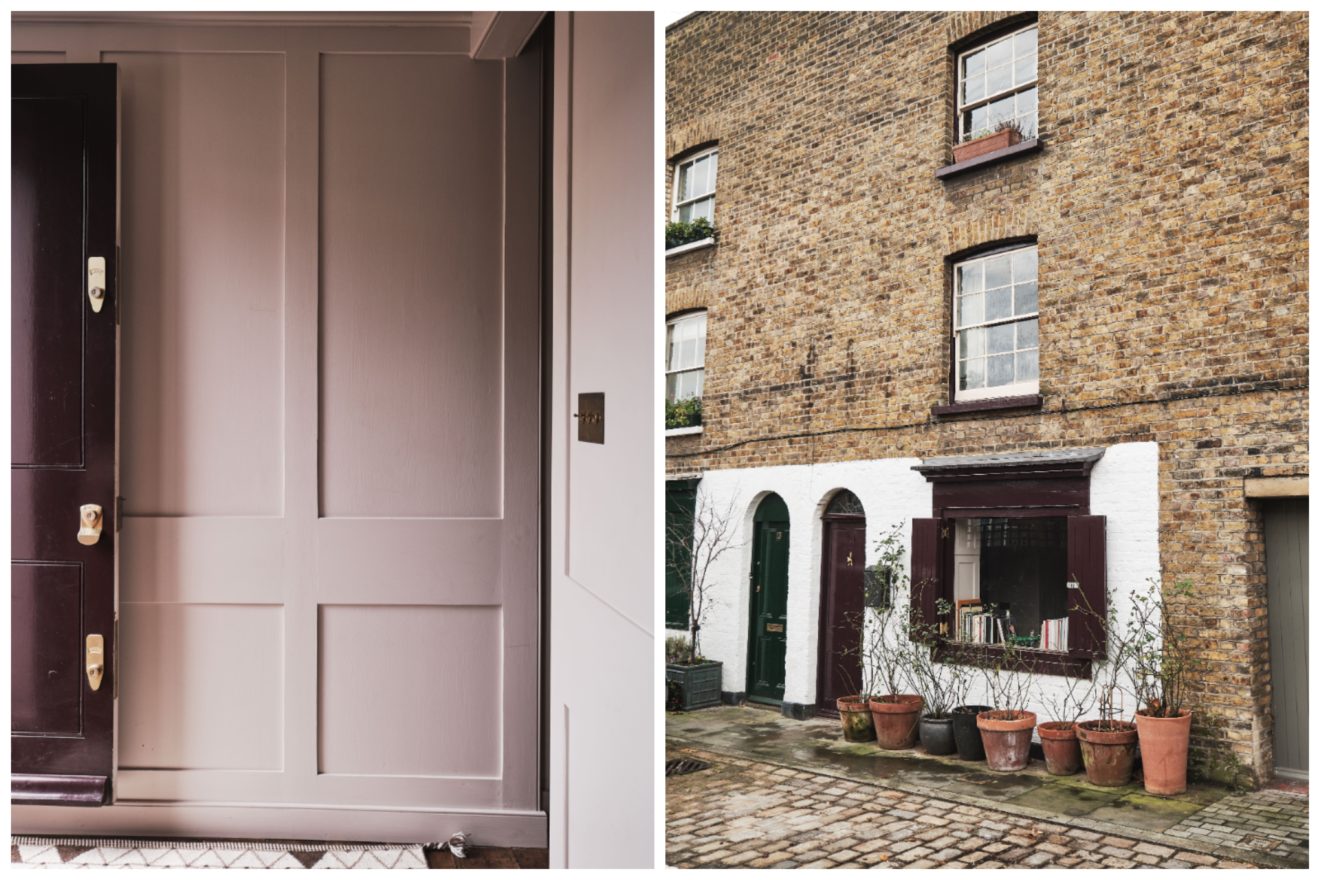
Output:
[666,661,723,711]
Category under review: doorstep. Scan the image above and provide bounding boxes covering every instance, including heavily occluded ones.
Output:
[666,706,1308,868]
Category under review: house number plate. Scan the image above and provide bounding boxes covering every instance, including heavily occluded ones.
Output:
[766,623,784,633]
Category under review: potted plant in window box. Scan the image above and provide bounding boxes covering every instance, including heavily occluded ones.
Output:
[952,119,1026,165]
[975,640,1039,772]
[1127,579,1199,796]
[665,396,702,430]
[863,524,924,750]
[907,598,974,756]
[664,217,717,252]
[664,494,740,711]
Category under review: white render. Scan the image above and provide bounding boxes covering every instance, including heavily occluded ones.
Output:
[668,442,1161,723]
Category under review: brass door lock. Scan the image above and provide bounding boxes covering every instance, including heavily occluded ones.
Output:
[86,634,105,691]
[78,504,103,546]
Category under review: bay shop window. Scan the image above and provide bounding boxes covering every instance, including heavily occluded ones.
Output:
[910,448,1107,678]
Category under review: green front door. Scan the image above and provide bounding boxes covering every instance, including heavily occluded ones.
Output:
[747,494,790,704]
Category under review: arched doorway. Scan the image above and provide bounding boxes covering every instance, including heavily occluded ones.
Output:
[747,493,790,705]
[816,490,866,715]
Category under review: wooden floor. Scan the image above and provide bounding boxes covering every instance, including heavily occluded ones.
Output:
[427,847,547,869]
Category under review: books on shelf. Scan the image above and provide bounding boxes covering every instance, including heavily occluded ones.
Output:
[954,600,1018,646]
[1041,616,1069,652]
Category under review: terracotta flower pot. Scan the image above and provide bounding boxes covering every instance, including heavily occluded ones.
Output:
[1037,721,1082,776]
[976,710,1037,772]
[951,705,992,761]
[836,695,876,743]
[1135,709,1192,795]
[952,127,1023,164]
[1076,720,1138,787]
[868,694,923,750]
[919,714,956,755]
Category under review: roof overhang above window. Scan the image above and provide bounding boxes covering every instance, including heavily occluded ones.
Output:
[913,447,1105,483]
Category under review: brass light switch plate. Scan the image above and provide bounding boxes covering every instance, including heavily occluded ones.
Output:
[577,393,604,444]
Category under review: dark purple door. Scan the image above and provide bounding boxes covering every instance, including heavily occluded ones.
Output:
[12,63,118,806]
[817,520,865,714]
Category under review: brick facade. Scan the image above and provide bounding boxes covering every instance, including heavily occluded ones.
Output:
[665,12,1307,785]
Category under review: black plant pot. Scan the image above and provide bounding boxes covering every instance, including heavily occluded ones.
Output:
[952,705,992,761]
[919,714,956,755]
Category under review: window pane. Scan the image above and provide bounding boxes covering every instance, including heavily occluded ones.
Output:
[708,152,718,190]
[1017,318,1039,350]
[987,323,1015,354]
[1010,247,1037,282]
[1016,349,1039,382]
[985,287,1013,321]
[678,202,692,223]
[690,368,705,398]
[1014,27,1037,57]
[975,515,1067,641]
[988,94,1015,127]
[987,62,1012,96]
[962,74,986,104]
[984,254,1011,289]
[985,36,1012,69]
[1017,86,1038,114]
[988,353,1014,386]
[693,198,713,223]
[966,105,988,138]
[666,373,679,402]
[1014,54,1037,86]
[963,49,986,78]
[957,261,983,293]
[1018,111,1038,138]
[692,157,710,196]
[958,293,984,327]
[961,357,985,390]
[960,327,986,358]
[678,162,693,201]
[1015,281,1038,315]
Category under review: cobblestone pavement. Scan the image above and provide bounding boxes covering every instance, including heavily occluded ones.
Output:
[668,748,1276,869]
[1163,787,1308,866]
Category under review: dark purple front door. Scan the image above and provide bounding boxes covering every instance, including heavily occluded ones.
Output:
[12,63,118,806]
[817,520,865,714]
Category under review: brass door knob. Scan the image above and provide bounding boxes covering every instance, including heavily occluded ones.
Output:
[78,504,103,546]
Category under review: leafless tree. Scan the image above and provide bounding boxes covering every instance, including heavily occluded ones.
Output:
[667,491,742,665]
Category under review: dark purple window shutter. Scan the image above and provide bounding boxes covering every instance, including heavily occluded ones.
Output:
[1066,515,1107,656]
[910,518,942,638]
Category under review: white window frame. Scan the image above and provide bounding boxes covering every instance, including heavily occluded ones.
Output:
[670,146,718,225]
[952,245,1039,402]
[665,310,707,406]
[956,22,1038,143]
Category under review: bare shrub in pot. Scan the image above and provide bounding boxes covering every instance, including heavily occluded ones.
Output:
[1075,578,1140,786]
[863,523,923,749]
[664,492,740,710]
[1037,665,1097,776]
[907,597,974,755]
[975,639,1039,771]
[1126,578,1200,795]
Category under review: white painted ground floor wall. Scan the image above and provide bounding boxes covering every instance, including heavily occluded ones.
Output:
[668,442,1161,723]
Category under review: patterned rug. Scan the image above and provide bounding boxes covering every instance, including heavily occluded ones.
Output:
[11,837,428,869]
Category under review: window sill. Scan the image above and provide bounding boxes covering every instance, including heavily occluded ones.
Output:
[931,394,1042,419]
[932,639,1094,679]
[665,237,716,258]
[665,425,703,437]
[936,138,1042,180]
